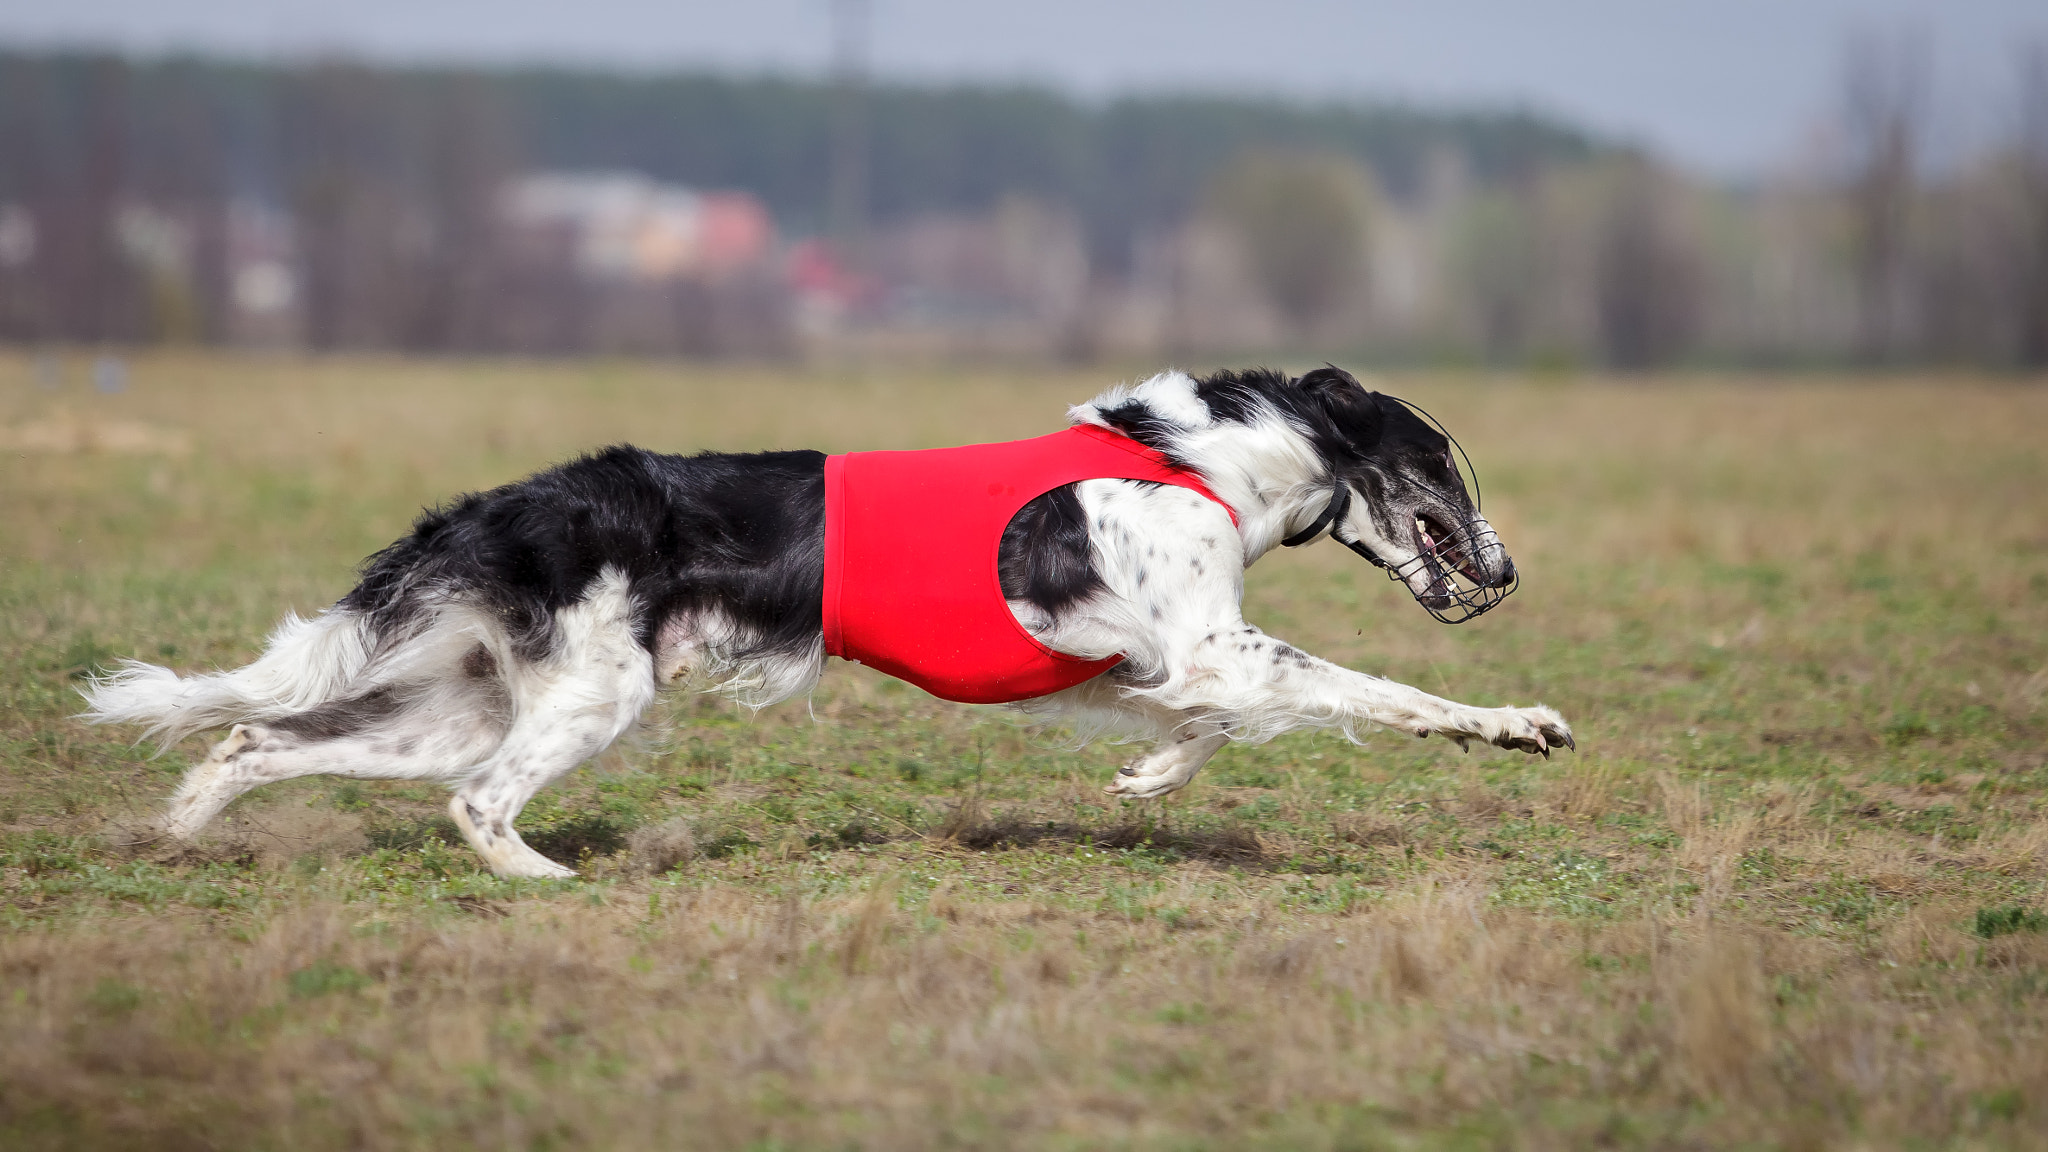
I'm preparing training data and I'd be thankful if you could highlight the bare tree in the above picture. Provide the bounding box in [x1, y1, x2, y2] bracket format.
[411, 73, 517, 350]
[1453, 185, 1547, 362]
[12, 55, 144, 344]
[828, 0, 871, 279]
[282, 62, 411, 350]
[1594, 158, 1701, 369]
[1841, 29, 1929, 363]
[1204, 150, 1375, 339]
[137, 62, 228, 343]
[2018, 42, 2048, 368]
[0, 57, 56, 340]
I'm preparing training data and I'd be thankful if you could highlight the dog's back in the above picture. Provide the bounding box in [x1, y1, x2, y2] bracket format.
[342, 445, 828, 665]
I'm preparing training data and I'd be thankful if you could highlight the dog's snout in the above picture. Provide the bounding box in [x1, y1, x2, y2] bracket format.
[1489, 556, 1517, 589]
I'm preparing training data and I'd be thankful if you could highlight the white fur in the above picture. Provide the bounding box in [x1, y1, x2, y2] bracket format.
[656, 607, 824, 707]
[80, 610, 372, 745]
[447, 569, 656, 878]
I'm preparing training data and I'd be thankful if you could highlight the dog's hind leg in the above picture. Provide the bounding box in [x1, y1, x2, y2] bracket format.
[1103, 724, 1230, 800]
[162, 723, 266, 840]
[448, 574, 658, 879]
[1016, 680, 1232, 801]
[161, 690, 508, 841]
[446, 706, 636, 879]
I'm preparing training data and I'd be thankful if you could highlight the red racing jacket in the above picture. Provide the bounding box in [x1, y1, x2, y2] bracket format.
[823, 423, 1236, 704]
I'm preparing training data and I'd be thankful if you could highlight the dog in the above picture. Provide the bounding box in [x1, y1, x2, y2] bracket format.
[83, 366, 1572, 878]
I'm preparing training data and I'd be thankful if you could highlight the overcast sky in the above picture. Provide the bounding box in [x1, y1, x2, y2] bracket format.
[2, 0, 2042, 174]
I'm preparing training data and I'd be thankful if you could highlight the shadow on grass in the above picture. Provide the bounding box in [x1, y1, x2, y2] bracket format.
[944, 812, 1265, 866]
[364, 816, 463, 853]
[366, 811, 630, 864]
[519, 813, 630, 861]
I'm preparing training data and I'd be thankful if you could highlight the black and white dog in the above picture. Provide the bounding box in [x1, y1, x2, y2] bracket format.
[85, 366, 1572, 878]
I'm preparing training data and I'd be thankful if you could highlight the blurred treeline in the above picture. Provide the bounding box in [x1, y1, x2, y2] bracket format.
[1, 47, 2044, 367]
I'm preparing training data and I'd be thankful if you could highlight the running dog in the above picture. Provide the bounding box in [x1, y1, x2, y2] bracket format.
[84, 366, 1573, 878]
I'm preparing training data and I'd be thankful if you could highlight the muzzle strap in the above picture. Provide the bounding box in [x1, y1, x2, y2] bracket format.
[1280, 481, 1351, 549]
[1281, 480, 1391, 569]
[1282, 481, 1392, 570]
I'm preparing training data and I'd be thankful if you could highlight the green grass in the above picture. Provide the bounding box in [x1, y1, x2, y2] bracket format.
[2, 352, 2047, 1149]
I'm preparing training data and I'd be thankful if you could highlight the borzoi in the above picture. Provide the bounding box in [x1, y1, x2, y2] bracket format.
[84, 366, 1573, 878]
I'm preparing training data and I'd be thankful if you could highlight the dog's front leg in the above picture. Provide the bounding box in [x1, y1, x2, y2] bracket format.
[1056, 479, 1569, 775]
[1337, 665, 1573, 756]
[1155, 627, 1573, 756]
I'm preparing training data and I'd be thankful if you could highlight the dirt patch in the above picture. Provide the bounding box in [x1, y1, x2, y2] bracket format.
[0, 408, 192, 455]
[104, 804, 366, 869]
[625, 818, 697, 876]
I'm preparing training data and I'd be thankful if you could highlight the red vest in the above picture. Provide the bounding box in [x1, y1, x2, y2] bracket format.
[823, 424, 1236, 704]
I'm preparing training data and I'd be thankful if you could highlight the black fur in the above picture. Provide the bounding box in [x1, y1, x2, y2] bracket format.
[340, 446, 829, 664]
[270, 686, 403, 740]
[1092, 399, 1201, 469]
[997, 484, 1106, 614]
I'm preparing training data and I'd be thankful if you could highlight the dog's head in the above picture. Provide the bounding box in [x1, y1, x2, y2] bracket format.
[1074, 365, 1517, 622]
[1270, 367, 1515, 621]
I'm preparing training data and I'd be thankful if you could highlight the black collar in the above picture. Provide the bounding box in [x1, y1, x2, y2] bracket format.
[1280, 481, 1386, 569]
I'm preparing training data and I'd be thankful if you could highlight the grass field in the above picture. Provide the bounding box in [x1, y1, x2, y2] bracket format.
[2, 352, 2046, 1150]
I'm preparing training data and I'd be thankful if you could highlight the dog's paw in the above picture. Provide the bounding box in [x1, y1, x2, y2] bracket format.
[1103, 760, 1195, 800]
[207, 723, 257, 763]
[1486, 705, 1574, 758]
[494, 856, 578, 881]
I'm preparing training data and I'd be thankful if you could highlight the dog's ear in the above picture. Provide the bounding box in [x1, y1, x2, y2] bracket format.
[1296, 366, 1383, 455]
[1297, 364, 1360, 394]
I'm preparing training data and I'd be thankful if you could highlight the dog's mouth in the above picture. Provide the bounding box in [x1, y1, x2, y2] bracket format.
[1384, 510, 1516, 623]
[1412, 513, 1478, 605]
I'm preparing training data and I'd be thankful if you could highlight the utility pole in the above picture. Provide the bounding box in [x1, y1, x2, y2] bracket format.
[828, 0, 870, 278]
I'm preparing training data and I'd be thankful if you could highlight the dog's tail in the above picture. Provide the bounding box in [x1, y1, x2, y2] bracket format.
[80, 609, 374, 746]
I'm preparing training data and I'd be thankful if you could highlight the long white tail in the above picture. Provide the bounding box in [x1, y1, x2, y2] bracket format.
[80, 609, 374, 746]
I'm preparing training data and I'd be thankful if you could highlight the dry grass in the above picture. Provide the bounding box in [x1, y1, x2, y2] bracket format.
[3, 352, 2048, 1148]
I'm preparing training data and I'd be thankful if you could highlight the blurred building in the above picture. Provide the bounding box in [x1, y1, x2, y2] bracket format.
[498, 172, 787, 356]
[505, 173, 773, 283]
[853, 197, 1089, 358]
[222, 202, 300, 347]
